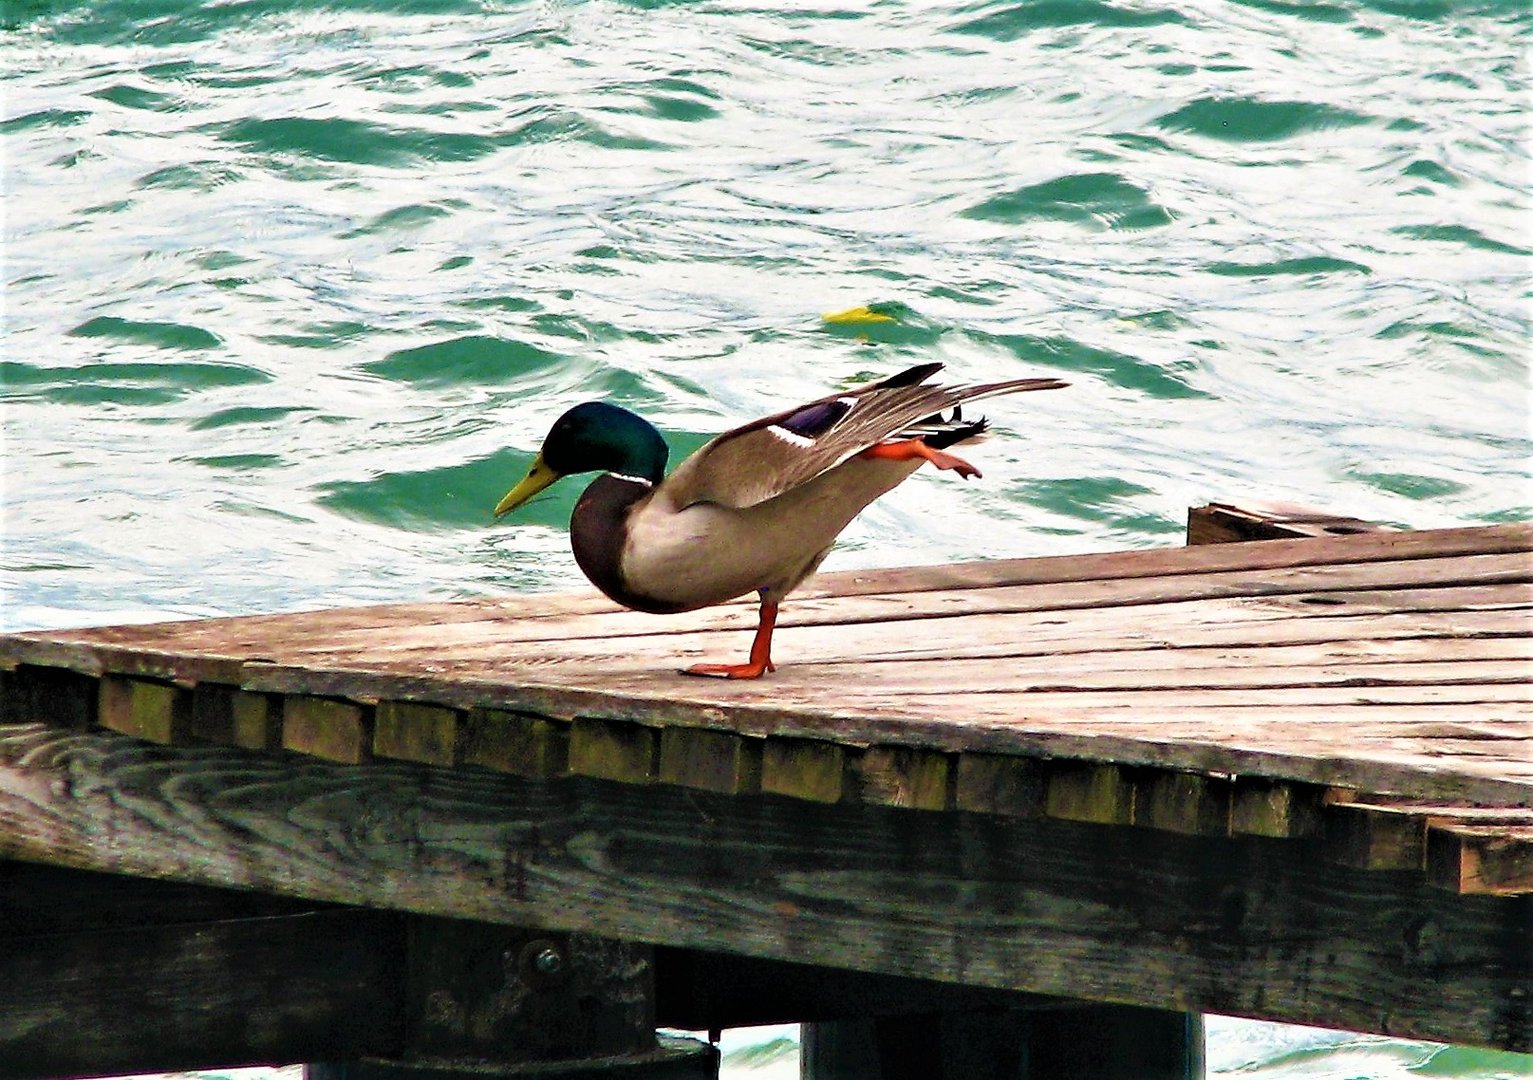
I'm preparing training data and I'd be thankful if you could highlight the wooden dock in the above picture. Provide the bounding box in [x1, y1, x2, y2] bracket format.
[1, 506, 1529, 1077]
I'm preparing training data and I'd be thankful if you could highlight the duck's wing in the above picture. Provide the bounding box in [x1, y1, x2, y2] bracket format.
[663, 363, 1067, 510]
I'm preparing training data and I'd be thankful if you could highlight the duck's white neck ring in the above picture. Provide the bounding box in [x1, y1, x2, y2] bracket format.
[608, 472, 655, 487]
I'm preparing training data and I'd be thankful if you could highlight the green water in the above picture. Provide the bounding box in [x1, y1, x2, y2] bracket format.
[2, 0, 1529, 1075]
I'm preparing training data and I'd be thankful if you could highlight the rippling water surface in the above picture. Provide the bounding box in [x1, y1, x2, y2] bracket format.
[3, 0, 1530, 1075]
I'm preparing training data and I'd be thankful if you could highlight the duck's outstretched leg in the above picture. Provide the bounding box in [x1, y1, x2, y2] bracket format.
[685, 597, 779, 679]
[859, 438, 981, 478]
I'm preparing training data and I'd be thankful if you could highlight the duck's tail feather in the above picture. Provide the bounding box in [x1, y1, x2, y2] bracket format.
[900, 405, 991, 448]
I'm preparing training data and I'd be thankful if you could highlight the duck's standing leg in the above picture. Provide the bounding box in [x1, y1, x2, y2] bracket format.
[684, 592, 779, 679]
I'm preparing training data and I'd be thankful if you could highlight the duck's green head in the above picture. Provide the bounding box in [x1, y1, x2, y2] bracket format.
[494, 402, 670, 517]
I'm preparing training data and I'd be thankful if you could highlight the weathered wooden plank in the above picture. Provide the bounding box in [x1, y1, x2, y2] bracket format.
[659, 727, 761, 796]
[1, 530, 1526, 809]
[0, 664, 97, 727]
[238, 651, 1533, 714]
[283, 695, 371, 764]
[1324, 801, 1533, 875]
[954, 753, 1046, 818]
[0, 860, 403, 1079]
[0, 861, 698, 1078]
[811, 622, 1533, 670]
[665, 653, 1530, 699]
[1187, 502, 1387, 545]
[1, 722, 1525, 1050]
[805, 520, 1526, 597]
[1231, 780, 1325, 838]
[1, 904, 401, 1079]
[1046, 764, 1136, 826]
[1337, 799, 1533, 822]
[80, 582, 1508, 707]
[0, 599, 620, 662]
[4, 586, 1526, 728]
[762, 737, 848, 804]
[394, 920, 661, 1066]
[98, 674, 191, 745]
[1427, 825, 1533, 896]
[777, 686, 1533, 713]
[372, 671, 1533, 728]
[235, 651, 1533, 717]
[653, 945, 1063, 1028]
[225, 657, 1533, 803]
[731, 604, 1532, 670]
[231, 687, 283, 750]
[570, 718, 658, 784]
[1138, 772, 1233, 836]
[857, 746, 951, 811]
[4, 542, 1525, 681]
[462, 707, 569, 778]
[238, 551, 1533, 651]
[224, 602, 1532, 674]
[191, 682, 236, 743]
[1324, 803, 1428, 871]
[188, 682, 281, 751]
[6, 527, 1520, 668]
[374, 700, 460, 767]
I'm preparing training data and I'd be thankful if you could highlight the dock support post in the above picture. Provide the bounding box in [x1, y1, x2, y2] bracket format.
[802, 1004, 1203, 1079]
[306, 917, 717, 1079]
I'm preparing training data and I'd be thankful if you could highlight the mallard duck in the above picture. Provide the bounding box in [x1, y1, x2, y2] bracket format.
[493, 363, 1067, 678]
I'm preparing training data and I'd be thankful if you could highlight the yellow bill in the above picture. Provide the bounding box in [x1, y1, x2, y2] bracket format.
[494, 454, 562, 517]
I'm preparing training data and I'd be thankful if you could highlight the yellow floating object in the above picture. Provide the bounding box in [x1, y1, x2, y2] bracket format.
[821, 305, 897, 325]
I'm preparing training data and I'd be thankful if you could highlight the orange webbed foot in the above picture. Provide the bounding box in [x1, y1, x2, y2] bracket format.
[859, 439, 981, 479]
[683, 597, 779, 679]
[682, 659, 776, 679]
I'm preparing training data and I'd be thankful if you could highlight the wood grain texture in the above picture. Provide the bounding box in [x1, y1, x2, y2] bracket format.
[190, 683, 284, 750]
[0, 665, 97, 727]
[232, 687, 283, 750]
[1231, 780, 1326, 839]
[1138, 772, 1233, 836]
[399, 920, 658, 1063]
[1321, 801, 1533, 873]
[954, 753, 1045, 819]
[375, 700, 460, 767]
[206, 550, 1533, 656]
[98, 675, 191, 744]
[1428, 825, 1533, 896]
[5, 525, 1519, 672]
[659, 727, 761, 795]
[4, 525, 1524, 661]
[463, 707, 569, 778]
[1045, 764, 1136, 825]
[1186, 502, 1387, 546]
[571, 718, 658, 784]
[762, 738, 848, 804]
[0, 861, 689, 1078]
[1, 527, 1528, 829]
[0, 723, 1526, 1051]
[1325, 803, 1428, 870]
[0, 901, 402, 1079]
[284, 695, 371, 764]
[857, 746, 951, 811]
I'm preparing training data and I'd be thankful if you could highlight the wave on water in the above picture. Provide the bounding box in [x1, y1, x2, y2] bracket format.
[3, 1, 1529, 1071]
